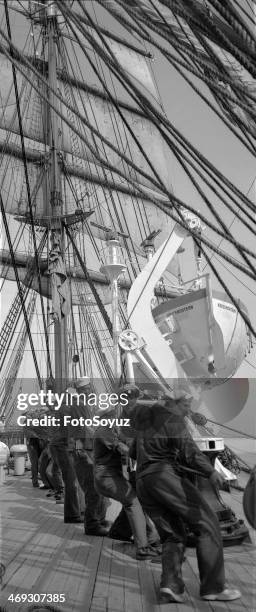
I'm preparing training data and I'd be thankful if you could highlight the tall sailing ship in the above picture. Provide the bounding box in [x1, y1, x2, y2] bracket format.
[0, 0, 255, 520]
[0, 1, 256, 609]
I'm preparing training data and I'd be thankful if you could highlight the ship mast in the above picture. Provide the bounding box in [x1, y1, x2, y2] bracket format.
[46, 1, 68, 391]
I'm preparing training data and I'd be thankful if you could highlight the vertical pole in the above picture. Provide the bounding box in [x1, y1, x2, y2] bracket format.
[112, 276, 121, 381]
[47, 1, 68, 391]
[101, 236, 126, 382]
[110, 239, 122, 381]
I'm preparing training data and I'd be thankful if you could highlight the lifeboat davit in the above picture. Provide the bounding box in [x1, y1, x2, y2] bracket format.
[152, 287, 249, 390]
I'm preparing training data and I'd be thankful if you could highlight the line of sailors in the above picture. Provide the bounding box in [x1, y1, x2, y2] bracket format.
[27, 379, 241, 604]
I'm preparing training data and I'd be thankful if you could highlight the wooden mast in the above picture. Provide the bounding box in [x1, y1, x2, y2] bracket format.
[47, 0, 68, 391]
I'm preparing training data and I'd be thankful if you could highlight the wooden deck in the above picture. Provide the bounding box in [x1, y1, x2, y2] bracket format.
[0, 473, 255, 612]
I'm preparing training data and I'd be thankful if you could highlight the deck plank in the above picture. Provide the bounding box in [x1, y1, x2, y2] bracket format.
[122, 543, 145, 612]
[90, 537, 113, 612]
[0, 474, 255, 612]
[138, 561, 160, 612]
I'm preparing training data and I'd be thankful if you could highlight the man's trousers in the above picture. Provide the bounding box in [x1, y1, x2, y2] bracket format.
[73, 449, 107, 532]
[27, 439, 41, 486]
[94, 466, 149, 549]
[136, 466, 225, 596]
[50, 444, 81, 521]
[51, 444, 107, 528]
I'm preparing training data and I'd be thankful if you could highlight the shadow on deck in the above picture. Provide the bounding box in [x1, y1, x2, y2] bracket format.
[0, 474, 255, 612]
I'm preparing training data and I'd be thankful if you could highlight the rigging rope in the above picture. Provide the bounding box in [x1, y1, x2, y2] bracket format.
[245, 357, 256, 370]
[209, 253, 256, 298]
[98, 0, 256, 156]
[63, 8, 152, 258]
[0, 39, 253, 296]
[1, 5, 256, 338]
[176, 0, 256, 78]
[2, 19, 256, 236]
[156, 0, 256, 63]
[3, 0, 52, 378]
[160, 138, 256, 266]
[58, 1, 256, 279]
[0, 192, 42, 385]
[65, 1, 169, 197]
[128, 0, 256, 108]
[64, 223, 113, 337]
[91, 5, 151, 257]
[206, 0, 256, 52]
[0, 230, 48, 371]
[0, 32, 242, 270]
[61, 21, 140, 278]
[207, 418, 256, 440]
[233, 0, 256, 26]
[70, 2, 256, 213]
[118, 0, 256, 151]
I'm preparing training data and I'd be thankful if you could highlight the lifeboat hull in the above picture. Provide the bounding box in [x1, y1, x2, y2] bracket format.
[152, 289, 248, 389]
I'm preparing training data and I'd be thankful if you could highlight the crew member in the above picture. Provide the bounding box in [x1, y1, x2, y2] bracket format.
[108, 385, 160, 550]
[39, 443, 64, 503]
[51, 378, 109, 534]
[27, 436, 49, 489]
[48, 392, 82, 523]
[93, 395, 159, 560]
[69, 378, 109, 536]
[130, 396, 241, 603]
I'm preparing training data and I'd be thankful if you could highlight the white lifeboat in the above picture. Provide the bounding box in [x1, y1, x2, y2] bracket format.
[152, 287, 249, 389]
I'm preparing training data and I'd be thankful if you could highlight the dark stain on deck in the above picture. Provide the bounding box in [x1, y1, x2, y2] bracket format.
[0, 475, 255, 611]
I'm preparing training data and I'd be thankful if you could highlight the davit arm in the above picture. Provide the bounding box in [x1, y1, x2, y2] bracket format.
[126, 212, 201, 392]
